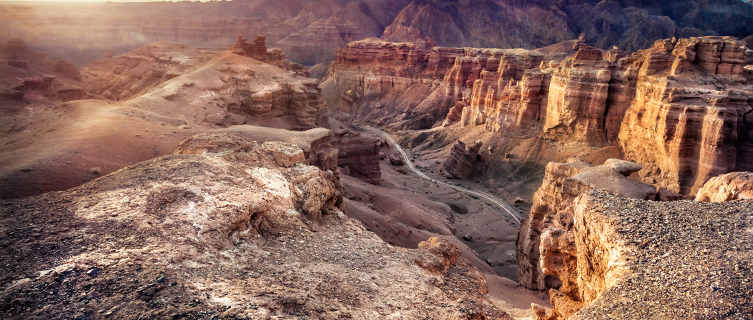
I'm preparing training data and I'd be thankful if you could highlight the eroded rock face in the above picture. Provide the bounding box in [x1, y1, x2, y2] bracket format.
[81, 42, 328, 131]
[332, 134, 382, 184]
[543, 47, 611, 146]
[533, 191, 753, 319]
[459, 52, 547, 131]
[55, 61, 82, 81]
[618, 37, 753, 195]
[455, 36, 753, 195]
[695, 171, 753, 202]
[230, 35, 287, 69]
[442, 140, 483, 179]
[516, 158, 659, 292]
[326, 38, 540, 129]
[0, 135, 512, 319]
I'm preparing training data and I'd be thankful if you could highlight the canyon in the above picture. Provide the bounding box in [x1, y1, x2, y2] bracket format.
[322, 34, 753, 318]
[325, 35, 753, 197]
[1, 2, 753, 318]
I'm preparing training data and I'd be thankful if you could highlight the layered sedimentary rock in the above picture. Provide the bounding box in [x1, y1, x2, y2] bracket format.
[327, 35, 752, 195]
[230, 35, 286, 69]
[516, 159, 659, 292]
[453, 36, 753, 195]
[55, 61, 82, 81]
[542, 47, 611, 146]
[459, 51, 548, 130]
[80, 42, 328, 131]
[442, 140, 483, 179]
[695, 171, 753, 202]
[0, 134, 511, 319]
[104, 48, 113, 59]
[332, 133, 382, 184]
[617, 37, 753, 195]
[325, 38, 534, 129]
[460, 45, 612, 146]
[533, 191, 753, 319]
[0, 38, 52, 64]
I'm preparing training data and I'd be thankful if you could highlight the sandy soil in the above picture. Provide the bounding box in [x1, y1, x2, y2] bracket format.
[1, 42, 324, 199]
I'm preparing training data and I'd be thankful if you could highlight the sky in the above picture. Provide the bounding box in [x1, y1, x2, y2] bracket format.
[0, 0, 199, 3]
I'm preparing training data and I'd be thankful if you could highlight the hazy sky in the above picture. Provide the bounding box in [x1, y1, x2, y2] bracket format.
[0, 0, 194, 3]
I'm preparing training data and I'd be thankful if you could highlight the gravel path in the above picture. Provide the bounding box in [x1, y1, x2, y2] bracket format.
[370, 127, 522, 224]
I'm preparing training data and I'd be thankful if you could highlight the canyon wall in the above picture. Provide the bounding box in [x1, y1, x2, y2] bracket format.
[327, 35, 753, 195]
[460, 36, 753, 195]
[531, 190, 753, 319]
[323, 38, 544, 130]
[516, 159, 662, 292]
[80, 40, 328, 131]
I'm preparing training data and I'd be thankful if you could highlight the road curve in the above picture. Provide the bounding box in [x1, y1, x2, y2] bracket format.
[369, 127, 522, 225]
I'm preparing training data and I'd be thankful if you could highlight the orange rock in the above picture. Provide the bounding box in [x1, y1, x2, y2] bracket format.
[695, 171, 753, 202]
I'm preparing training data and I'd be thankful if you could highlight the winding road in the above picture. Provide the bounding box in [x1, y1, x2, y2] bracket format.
[368, 127, 522, 225]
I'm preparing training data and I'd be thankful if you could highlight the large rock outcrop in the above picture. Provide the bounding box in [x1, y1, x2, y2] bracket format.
[459, 51, 547, 130]
[331, 130, 382, 184]
[324, 38, 544, 129]
[81, 42, 328, 131]
[441, 140, 483, 179]
[326, 35, 752, 195]
[0, 134, 512, 319]
[617, 37, 753, 195]
[533, 191, 753, 319]
[695, 171, 753, 202]
[55, 61, 82, 81]
[229, 35, 286, 69]
[454, 36, 753, 195]
[542, 47, 611, 146]
[516, 159, 659, 292]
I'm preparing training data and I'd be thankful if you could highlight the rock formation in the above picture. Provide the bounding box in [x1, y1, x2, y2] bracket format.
[230, 35, 286, 69]
[55, 61, 83, 81]
[0, 38, 51, 64]
[442, 140, 483, 179]
[455, 36, 753, 195]
[532, 191, 753, 319]
[5, 39, 30, 58]
[0, 134, 512, 319]
[617, 37, 753, 195]
[328, 35, 753, 196]
[542, 46, 611, 146]
[695, 171, 753, 202]
[332, 133, 382, 185]
[516, 159, 659, 292]
[381, 24, 437, 50]
[325, 38, 529, 129]
[104, 47, 113, 59]
[6, 60, 29, 70]
[81, 42, 328, 131]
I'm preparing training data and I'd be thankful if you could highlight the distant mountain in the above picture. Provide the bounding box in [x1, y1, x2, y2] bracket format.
[1, 0, 752, 66]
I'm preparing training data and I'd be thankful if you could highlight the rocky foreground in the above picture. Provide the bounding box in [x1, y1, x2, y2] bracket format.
[0, 134, 509, 319]
[539, 191, 753, 319]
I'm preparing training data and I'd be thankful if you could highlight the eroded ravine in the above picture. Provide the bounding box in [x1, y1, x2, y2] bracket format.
[369, 126, 523, 224]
